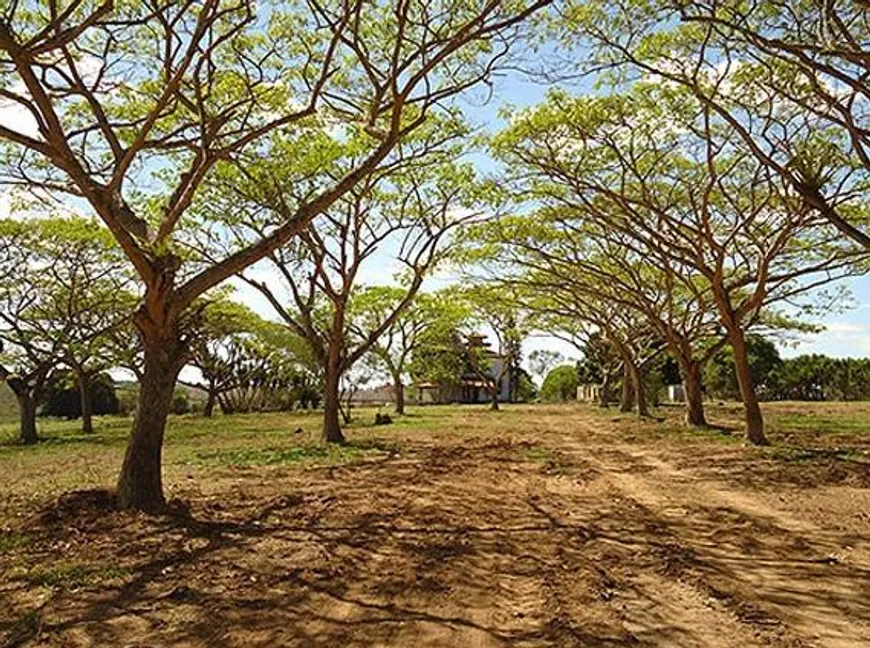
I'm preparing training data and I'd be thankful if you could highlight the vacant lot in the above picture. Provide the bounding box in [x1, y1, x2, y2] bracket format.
[1, 403, 869, 647]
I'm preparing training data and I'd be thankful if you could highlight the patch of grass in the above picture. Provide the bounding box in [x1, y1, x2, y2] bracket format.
[194, 442, 382, 467]
[0, 531, 31, 551]
[768, 446, 869, 463]
[524, 446, 552, 462]
[21, 562, 131, 589]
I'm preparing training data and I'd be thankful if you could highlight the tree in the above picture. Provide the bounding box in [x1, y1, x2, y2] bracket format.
[528, 349, 565, 383]
[575, 332, 621, 407]
[463, 285, 528, 411]
[230, 143, 480, 442]
[577, 1, 870, 248]
[358, 288, 469, 415]
[42, 371, 119, 420]
[540, 365, 577, 402]
[0, 217, 130, 442]
[705, 335, 783, 402]
[493, 82, 865, 443]
[0, 0, 551, 508]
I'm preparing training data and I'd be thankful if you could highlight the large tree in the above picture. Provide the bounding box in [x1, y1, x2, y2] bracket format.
[0, 0, 551, 509]
[225, 143, 480, 442]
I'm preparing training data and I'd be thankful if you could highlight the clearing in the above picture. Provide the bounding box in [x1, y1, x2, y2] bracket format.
[1, 403, 869, 647]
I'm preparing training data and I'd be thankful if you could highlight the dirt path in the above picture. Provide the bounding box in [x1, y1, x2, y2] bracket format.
[2, 410, 869, 647]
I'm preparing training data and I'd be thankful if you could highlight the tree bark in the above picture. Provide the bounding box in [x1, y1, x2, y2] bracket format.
[599, 369, 612, 408]
[619, 363, 635, 413]
[116, 309, 187, 512]
[321, 353, 346, 444]
[728, 326, 767, 445]
[629, 362, 649, 418]
[16, 389, 38, 445]
[489, 381, 500, 411]
[76, 369, 94, 434]
[204, 387, 216, 418]
[679, 357, 707, 427]
[393, 375, 405, 415]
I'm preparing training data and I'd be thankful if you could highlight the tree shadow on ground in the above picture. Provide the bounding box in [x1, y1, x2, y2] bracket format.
[3, 438, 869, 647]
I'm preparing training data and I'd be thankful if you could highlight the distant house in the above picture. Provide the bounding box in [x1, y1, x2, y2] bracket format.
[415, 334, 512, 404]
[350, 383, 396, 406]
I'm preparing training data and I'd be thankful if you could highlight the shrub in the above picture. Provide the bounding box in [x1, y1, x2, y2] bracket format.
[540, 365, 579, 402]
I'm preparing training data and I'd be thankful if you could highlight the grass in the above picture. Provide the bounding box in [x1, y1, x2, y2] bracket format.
[0, 531, 30, 551]
[17, 562, 131, 590]
[193, 441, 383, 467]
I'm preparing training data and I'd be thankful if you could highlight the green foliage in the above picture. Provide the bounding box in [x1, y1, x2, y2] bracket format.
[540, 365, 578, 402]
[41, 372, 119, 419]
[767, 355, 870, 402]
[514, 368, 538, 402]
[171, 391, 192, 416]
[705, 336, 783, 401]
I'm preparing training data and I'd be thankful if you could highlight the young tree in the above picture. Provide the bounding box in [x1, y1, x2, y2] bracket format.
[0, 0, 551, 508]
[356, 287, 469, 415]
[540, 365, 578, 402]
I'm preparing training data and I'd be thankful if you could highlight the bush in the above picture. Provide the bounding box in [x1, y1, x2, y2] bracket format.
[540, 365, 578, 402]
[41, 371, 119, 419]
[171, 390, 191, 415]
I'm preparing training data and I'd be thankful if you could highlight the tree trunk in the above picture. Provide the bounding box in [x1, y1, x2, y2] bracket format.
[76, 369, 94, 434]
[489, 380, 500, 411]
[16, 390, 38, 445]
[393, 375, 405, 415]
[116, 312, 186, 512]
[619, 363, 635, 413]
[322, 356, 345, 444]
[679, 358, 707, 427]
[599, 369, 612, 408]
[728, 326, 767, 445]
[629, 363, 650, 418]
[204, 387, 216, 418]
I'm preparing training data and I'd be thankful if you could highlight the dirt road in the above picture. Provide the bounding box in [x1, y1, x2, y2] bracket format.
[2, 406, 869, 647]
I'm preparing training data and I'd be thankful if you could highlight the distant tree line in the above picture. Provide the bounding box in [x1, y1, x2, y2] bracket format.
[705, 337, 870, 403]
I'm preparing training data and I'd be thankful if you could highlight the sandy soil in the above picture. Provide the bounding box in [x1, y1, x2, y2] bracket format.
[1, 406, 869, 647]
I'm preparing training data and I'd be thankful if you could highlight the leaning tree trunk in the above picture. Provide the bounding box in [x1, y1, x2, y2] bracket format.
[321, 352, 346, 444]
[116, 310, 186, 512]
[728, 326, 767, 445]
[76, 369, 94, 434]
[679, 357, 707, 427]
[619, 363, 635, 413]
[393, 374, 405, 415]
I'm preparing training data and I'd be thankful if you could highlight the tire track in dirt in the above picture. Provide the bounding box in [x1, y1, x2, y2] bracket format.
[575, 441, 870, 648]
